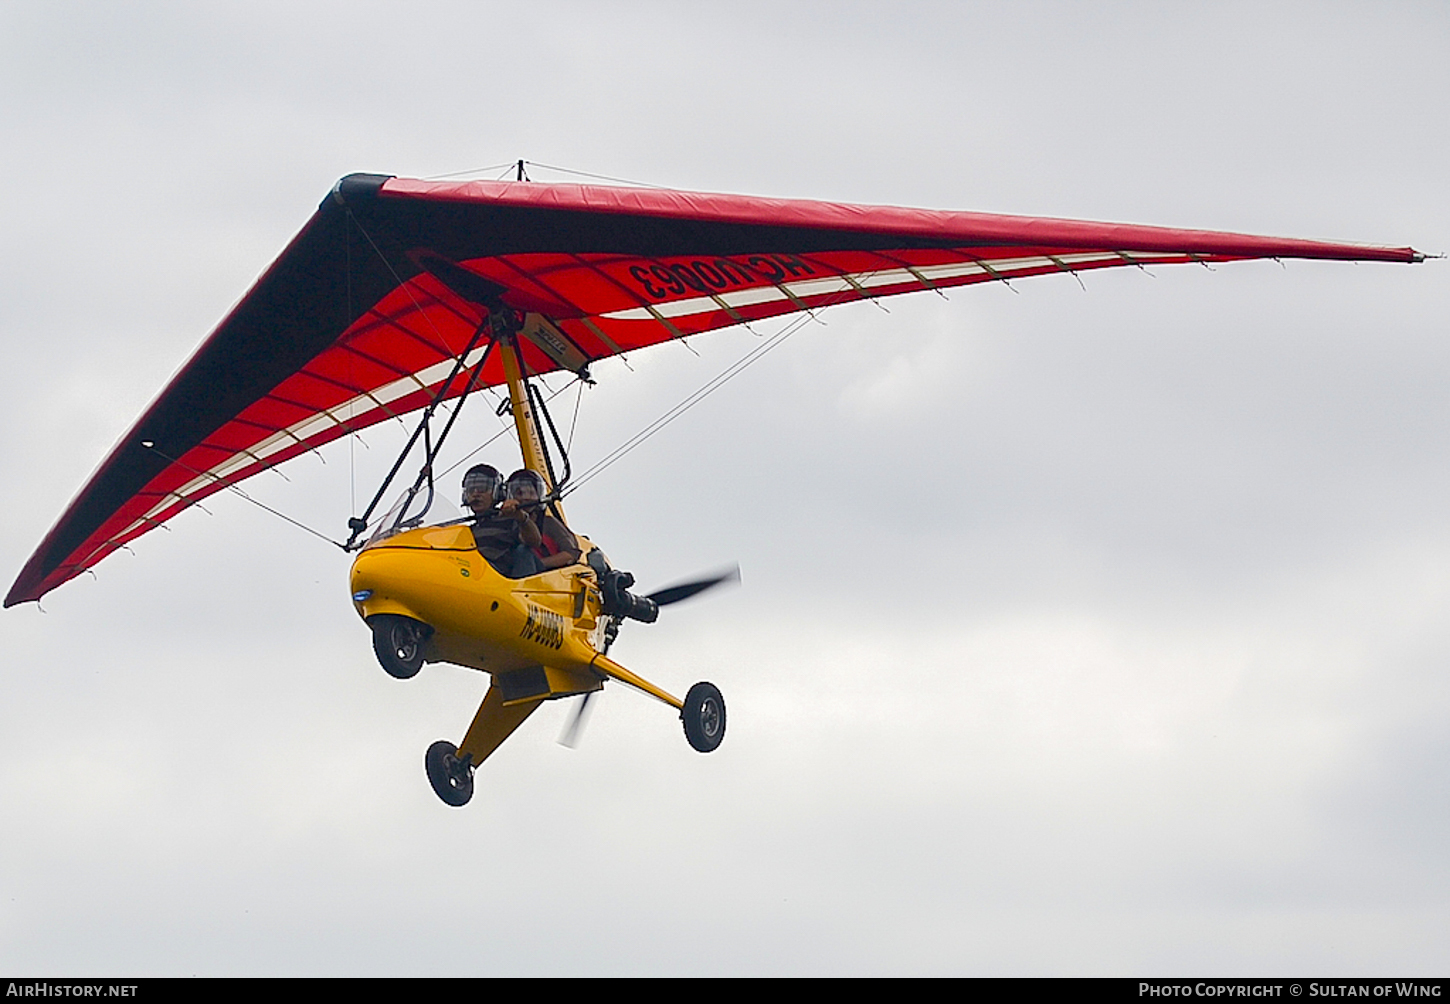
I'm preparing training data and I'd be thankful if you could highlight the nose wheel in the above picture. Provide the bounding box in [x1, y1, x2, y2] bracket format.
[425, 740, 474, 806]
[681, 681, 726, 752]
[370, 615, 429, 679]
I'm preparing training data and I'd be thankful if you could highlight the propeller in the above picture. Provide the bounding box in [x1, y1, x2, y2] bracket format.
[562, 564, 740, 748]
[558, 690, 597, 749]
[645, 565, 741, 608]
[599, 564, 740, 624]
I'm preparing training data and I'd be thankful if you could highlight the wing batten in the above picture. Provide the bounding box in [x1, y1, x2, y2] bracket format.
[6, 176, 1421, 607]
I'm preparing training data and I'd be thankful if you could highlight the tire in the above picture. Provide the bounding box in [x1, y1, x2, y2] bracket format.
[370, 615, 428, 679]
[425, 740, 474, 807]
[681, 681, 726, 753]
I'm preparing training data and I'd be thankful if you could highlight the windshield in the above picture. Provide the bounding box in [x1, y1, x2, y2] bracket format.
[362, 483, 456, 547]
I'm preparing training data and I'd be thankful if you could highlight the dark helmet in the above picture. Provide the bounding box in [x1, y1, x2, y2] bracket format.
[461, 464, 503, 506]
[506, 468, 547, 502]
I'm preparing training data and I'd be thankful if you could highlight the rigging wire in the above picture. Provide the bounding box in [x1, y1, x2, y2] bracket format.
[563, 310, 816, 497]
[434, 377, 582, 482]
[562, 264, 902, 498]
[526, 376, 573, 493]
[344, 331, 496, 547]
[421, 161, 518, 181]
[566, 379, 585, 453]
[343, 209, 481, 377]
[519, 161, 668, 190]
[419, 158, 664, 189]
[139, 442, 347, 550]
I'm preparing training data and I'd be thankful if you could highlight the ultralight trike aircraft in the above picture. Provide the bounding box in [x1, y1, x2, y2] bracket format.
[7, 170, 1423, 806]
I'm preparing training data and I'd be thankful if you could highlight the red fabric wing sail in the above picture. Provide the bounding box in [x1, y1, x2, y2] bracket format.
[6, 174, 1423, 606]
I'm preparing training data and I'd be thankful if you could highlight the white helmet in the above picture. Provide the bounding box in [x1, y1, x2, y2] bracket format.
[506, 468, 546, 502]
[461, 464, 503, 506]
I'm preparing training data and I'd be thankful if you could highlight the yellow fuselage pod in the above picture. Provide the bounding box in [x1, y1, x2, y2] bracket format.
[348, 524, 605, 699]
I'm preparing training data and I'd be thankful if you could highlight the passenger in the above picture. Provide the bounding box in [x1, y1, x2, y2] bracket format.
[505, 468, 581, 571]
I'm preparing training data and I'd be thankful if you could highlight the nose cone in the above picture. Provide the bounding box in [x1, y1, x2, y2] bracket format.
[348, 551, 379, 619]
[345, 534, 481, 634]
[347, 546, 430, 623]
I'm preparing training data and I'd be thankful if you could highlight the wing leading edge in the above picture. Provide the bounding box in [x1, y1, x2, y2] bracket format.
[6, 174, 1423, 607]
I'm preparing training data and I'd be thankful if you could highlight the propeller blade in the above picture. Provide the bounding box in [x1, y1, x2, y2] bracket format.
[645, 565, 741, 607]
[557, 691, 597, 749]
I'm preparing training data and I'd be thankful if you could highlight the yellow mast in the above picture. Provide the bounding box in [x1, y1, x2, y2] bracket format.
[498, 334, 567, 525]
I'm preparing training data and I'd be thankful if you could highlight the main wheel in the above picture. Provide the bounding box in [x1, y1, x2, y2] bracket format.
[425, 740, 474, 807]
[681, 681, 726, 753]
[370, 615, 428, 679]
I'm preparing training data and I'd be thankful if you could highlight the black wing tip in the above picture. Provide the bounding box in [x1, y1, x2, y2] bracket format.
[4, 581, 39, 608]
[326, 173, 394, 209]
[6, 546, 53, 607]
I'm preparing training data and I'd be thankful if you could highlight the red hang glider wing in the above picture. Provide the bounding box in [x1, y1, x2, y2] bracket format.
[6, 174, 1423, 607]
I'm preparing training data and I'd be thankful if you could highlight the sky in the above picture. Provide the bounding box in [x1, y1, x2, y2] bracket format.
[1, 0, 1447, 976]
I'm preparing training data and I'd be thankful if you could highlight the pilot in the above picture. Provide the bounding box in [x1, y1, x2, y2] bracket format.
[505, 468, 581, 571]
[461, 464, 531, 577]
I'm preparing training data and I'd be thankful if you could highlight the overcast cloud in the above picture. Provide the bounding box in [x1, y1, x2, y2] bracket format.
[1, 0, 1447, 975]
